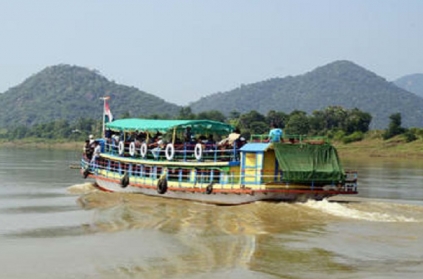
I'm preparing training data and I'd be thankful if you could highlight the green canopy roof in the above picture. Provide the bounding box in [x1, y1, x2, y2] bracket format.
[106, 119, 234, 135]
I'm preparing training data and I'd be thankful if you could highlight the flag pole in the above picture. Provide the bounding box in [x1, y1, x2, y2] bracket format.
[99, 96, 109, 138]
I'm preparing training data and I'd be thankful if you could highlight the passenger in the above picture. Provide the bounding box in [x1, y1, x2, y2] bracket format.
[267, 123, 283, 143]
[153, 131, 162, 140]
[136, 131, 147, 143]
[83, 140, 93, 160]
[105, 129, 112, 140]
[112, 133, 120, 144]
[89, 134, 95, 145]
[173, 136, 183, 150]
[183, 127, 192, 142]
[237, 137, 247, 149]
[199, 135, 207, 144]
[150, 136, 164, 159]
[206, 134, 216, 147]
[218, 128, 241, 148]
[127, 132, 137, 142]
[90, 141, 101, 168]
[204, 134, 217, 158]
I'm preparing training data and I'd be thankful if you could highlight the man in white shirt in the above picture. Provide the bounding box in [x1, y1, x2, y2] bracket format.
[91, 141, 101, 168]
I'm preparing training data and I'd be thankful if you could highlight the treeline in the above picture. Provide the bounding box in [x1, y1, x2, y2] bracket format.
[1, 106, 420, 143]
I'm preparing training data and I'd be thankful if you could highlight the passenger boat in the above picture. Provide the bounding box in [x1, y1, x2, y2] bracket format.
[80, 118, 358, 205]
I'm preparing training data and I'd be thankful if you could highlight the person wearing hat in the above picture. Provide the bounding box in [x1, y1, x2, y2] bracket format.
[89, 134, 95, 145]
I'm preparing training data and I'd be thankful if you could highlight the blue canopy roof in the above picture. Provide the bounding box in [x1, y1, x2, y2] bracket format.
[239, 143, 271, 152]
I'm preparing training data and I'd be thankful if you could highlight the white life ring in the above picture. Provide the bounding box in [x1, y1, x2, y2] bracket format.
[118, 141, 125, 156]
[194, 143, 203, 160]
[165, 143, 175, 160]
[140, 142, 148, 158]
[129, 142, 136, 157]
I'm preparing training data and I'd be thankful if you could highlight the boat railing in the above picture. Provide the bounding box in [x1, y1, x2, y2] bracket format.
[102, 140, 241, 163]
[250, 134, 329, 144]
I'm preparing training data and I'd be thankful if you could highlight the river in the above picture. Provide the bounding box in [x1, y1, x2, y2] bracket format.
[0, 148, 422, 279]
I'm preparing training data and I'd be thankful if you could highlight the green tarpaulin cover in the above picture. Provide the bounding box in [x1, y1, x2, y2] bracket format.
[273, 143, 345, 184]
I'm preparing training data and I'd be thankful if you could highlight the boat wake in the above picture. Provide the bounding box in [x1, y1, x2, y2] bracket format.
[66, 182, 98, 194]
[301, 199, 423, 223]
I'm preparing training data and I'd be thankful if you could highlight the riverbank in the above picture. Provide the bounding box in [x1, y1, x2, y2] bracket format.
[1, 135, 423, 159]
[334, 137, 423, 159]
[0, 139, 82, 151]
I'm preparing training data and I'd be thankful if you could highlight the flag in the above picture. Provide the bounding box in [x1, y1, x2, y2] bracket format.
[104, 98, 113, 123]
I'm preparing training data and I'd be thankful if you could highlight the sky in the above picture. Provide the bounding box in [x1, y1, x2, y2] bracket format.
[1, 0, 423, 105]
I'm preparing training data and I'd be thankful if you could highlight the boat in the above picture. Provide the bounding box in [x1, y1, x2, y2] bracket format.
[80, 118, 358, 205]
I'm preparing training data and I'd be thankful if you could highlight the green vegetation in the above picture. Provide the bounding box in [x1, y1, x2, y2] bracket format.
[1, 60, 423, 160]
[1, 61, 423, 131]
[190, 60, 423, 129]
[1, 106, 422, 160]
[0, 64, 180, 128]
[1, 105, 414, 145]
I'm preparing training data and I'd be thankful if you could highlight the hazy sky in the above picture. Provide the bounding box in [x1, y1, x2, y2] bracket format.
[1, 0, 422, 105]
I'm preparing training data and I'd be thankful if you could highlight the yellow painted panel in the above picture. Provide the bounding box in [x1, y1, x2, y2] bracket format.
[244, 169, 258, 183]
[256, 153, 263, 163]
[263, 151, 276, 183]
[245, 153, 256, 167]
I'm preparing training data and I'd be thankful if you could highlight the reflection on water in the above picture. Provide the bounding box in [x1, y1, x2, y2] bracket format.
[62, 183, 423, 278]
[343, 157, 423, 201]
[73, 183, 334, 235]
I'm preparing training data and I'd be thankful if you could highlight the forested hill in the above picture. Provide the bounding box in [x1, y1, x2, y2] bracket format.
[0, 64, 181, 127]
[394, 73, 423, 97]
[190, 60, 423, 129]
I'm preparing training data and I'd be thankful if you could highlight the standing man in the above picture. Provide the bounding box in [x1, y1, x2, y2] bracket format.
[268, 123, 283, 143]
[91, 141, 101, 169]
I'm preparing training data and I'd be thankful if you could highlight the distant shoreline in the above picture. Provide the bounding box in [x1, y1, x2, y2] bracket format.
[0, 140, 83, 151]
[1, 138, 422, 160]
[334, 138, 423, 159]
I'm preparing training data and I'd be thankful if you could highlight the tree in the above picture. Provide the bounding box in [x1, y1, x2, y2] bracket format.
[238, 110, 266, 131]
[285, 111, 310, 135]
[197, 110, 227, 122]
[344, 108, 372, 134]
[177, 107, 196, 120]
[382, 113, 406, 140]
[266, 110, 288, 129]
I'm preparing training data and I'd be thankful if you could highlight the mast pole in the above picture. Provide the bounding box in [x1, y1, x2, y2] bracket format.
[100, 96, 107, 138]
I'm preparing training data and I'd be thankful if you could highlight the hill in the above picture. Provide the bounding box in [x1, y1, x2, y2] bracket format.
[0, 64, 181, 127]
[190, 61, 423, 129]
[393, 73, 423, 97]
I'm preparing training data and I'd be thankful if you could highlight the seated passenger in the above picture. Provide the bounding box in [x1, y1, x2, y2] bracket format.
[236, 137, 247, 149]
[218, 128, 241, 149]
[150, 136, 165, 159]
[183, 127, 192, 142]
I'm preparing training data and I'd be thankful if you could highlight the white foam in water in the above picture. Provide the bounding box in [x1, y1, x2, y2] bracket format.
[302, 199, 417, 222]
[66, 182, 97, 194]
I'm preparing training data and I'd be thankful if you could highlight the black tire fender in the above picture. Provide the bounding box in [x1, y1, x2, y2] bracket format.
[157, 178, 168, 194]
[121, 172, 130, 188]
[205, 183, 214, 195]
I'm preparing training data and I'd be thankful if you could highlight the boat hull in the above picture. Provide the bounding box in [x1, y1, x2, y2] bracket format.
[87, 172, 357, 205]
